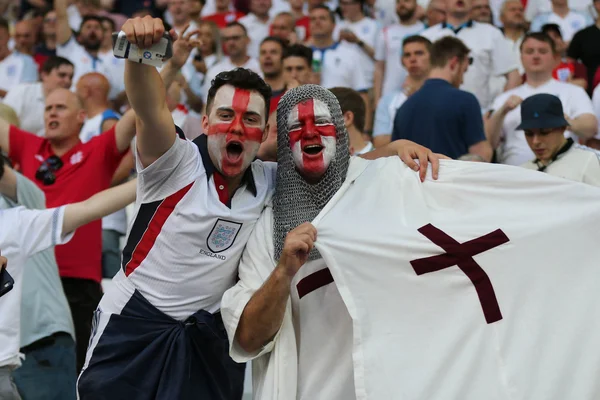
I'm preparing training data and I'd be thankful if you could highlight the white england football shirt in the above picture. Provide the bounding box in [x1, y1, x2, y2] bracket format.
[0, 206, 71, 368]
[0, 53, 38, 94]
[238, 13, 271, 59]
[421, 22, 519, 110]
[530, 11, 593, 42]
[56, 37, 122, 100]
[490, 79, 595, 166]
[312, 42, 370, 91]
[334, 17, 381, 88]
[99, 135, 276, 321]
[374, 22, 425, 96]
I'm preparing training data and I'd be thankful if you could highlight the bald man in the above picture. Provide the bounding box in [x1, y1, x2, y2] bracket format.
[0, 88, 137, 373]
[77, 73, 135, 280]
[14, 20, 37, 56]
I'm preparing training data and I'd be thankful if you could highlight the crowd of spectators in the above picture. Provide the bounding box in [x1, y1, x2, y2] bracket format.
[1, 0, 600, 397]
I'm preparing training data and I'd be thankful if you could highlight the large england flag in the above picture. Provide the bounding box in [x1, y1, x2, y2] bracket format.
[312, 157, 600, 400]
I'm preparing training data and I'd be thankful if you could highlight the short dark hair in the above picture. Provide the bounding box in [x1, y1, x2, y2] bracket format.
[402, 35, 433, 53]
[80, 15, 104, 29]
[520, 32, 557, 54]
[283, 44, 312, 66]
[100, 16, 116, 32]
[206, 68, 272, 118]
[311, 5, 336, 23]
[430, 36, 470, 68]
[260, 36, 286, 51]
[41, 56, 74, 74]
[541, 23, 562, 39]
[0, 17, 9, 33]
[224, 21, 247, 35]
[329, 87, 366, 133]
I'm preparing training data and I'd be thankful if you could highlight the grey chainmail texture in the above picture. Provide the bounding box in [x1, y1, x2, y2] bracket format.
[274, 84, 350, 262]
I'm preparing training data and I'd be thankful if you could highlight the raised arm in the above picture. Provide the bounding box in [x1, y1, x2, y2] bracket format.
[122, 17, 178, 168]
[62, 179, 137, 235]
[0, 116, 9, 154]
[114, 108, 137, 153]
[54, 0, 73, 46]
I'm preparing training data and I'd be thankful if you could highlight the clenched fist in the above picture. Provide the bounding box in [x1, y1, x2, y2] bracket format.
[121, 16, 176, 50]
[278, 223, 317, 278]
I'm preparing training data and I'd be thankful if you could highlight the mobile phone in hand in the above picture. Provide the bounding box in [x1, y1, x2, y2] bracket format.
[0, 267, 14, 298]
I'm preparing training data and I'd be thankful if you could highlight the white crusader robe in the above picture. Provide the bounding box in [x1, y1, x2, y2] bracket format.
[222, 157, 600, 400]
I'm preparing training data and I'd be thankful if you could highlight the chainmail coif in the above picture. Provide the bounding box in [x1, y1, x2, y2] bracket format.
[274, 84, 350, 262]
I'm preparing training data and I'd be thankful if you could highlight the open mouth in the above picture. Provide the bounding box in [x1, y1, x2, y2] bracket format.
[303, 144, 324, 156]
[226, 141, 244, 160]
[48, 121, 59, 129]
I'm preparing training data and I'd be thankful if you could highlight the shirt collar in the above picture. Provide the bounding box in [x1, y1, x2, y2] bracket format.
[193, 134, 257, 197]
[442, 20, 473, 34]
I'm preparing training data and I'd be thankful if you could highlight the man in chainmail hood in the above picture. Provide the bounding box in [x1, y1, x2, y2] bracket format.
[221, 85, 444, 399]
[273, 84, 350, 262]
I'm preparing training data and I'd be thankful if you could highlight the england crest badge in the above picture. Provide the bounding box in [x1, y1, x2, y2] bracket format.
[207, 219, 243, 253]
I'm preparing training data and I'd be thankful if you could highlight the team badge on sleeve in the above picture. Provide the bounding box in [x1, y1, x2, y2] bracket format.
[207, 219, 242, 253]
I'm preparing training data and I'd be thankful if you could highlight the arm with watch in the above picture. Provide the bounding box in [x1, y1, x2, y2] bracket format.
[339, 29, 375, 60]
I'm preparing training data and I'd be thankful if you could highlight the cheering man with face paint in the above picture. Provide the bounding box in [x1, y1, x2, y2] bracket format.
[76, 16, 443, 400]
[222, 84, 441, 399]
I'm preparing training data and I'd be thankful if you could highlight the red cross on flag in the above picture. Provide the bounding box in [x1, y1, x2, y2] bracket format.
[313, 157, 600, 400]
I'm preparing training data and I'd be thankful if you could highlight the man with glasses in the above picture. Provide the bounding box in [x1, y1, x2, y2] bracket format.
[201, 21, 261, 105]
[0, 88, 136, 373]
[392, 36, 493, 161]
[519, 93, 600, 185]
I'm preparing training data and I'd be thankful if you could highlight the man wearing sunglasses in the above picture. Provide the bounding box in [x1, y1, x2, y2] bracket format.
[520, 93, 600, 186]
[0, 88, 136, 373]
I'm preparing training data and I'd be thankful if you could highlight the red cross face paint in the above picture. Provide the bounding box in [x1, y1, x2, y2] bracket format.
[205, 85, 266, 177]
[287, 98, 337, 180]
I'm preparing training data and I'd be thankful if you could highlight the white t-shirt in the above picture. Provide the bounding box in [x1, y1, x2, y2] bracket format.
[524, 0, 594, 21]
[530, 11, 594, 42]
[490, 79, 596, 166]
[3, 82, 45, 136]
[374, 22, 425, 96]
[0, 52, 38, 94]
[311, 157, 600, 400]
[201, 57, 262, 102]
[373, 90, 408, 136]
[334, 17, 381, 88]
[79, 110, 127, 234]
[0, 206, 71, 368]
[421, 22, 519, 110]
[238, 13, 271, 60]
[521, 143, 600, 186]
[99, 136, 276, 321]
[313, 42, 371, 91]
[56, 37, 122, 100]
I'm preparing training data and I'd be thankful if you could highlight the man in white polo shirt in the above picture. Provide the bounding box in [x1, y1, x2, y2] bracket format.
[54, 0, 122, 100]
[373, 0, 425, 104]
[420, 0, 521, 111]
[77, 16, 443, 400]
[239, 0, 272, 59]
[519, 93, 600, 186]
[0, 18, 38, 99]
[486, 32, 598, 166]
[3, 57, 74, 137]
[308, 6, 370, 106]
